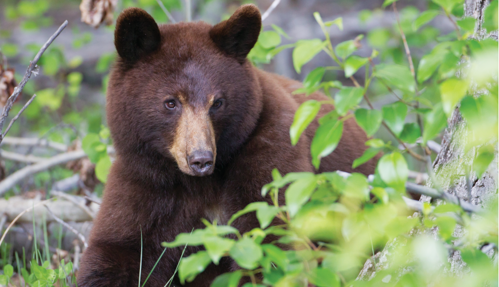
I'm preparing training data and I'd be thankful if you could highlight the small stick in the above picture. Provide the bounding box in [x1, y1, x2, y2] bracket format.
[3, 94, 37, 137]
[51, 191, 95, 219]
[261, 0, 281, 21]
[393, 3, 416, 82]
[44, 205, 88, 249]
[156, 0, 177, 23]
[185, 0, 191, 22]
[0, 21, 68, 142]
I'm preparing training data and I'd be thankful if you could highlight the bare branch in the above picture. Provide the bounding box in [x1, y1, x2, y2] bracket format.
[3, 93, 37, 137]
[1, 136, 68, 152]
[261, 0, 281, 21]
[0, 21, 68, 142]
[0, 150, 86, 196]
[156, 0, 177, 23]
[51, 191, 96, 219]
[44, 205, 88, 249]
[1, 149, 46, 163]
[392, 3, 416, 83]
[185, 0, 191, 22]
[336, 171, 482, 214]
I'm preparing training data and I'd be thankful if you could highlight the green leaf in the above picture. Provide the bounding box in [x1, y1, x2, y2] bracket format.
[335, 87, 364, 116]
[435, 216, 456, 240]
[432, 0, 462, 13]
[3, 264, 13, 278]
[335, 39, 359, 60]
[95, 155, 112, 183]
[178, 251, 212, 284]
[82, 133, 104, 163]
[354, 108, 382, 136]
[163, 230, 207, 247]
[256, 205, 280, 229]
[378, 152, 408, 191]
[440, 78, 468, 116]
[457, 17, 476, 33]
[285, 174, 317, 217]
[292, 39, 327, 73]
[67, 72, 83, 86]
[211, 271, 243, 287]
[382, 0, 398, 8]
[1, 43, 18, 57]
[433, 203, 462, 213]
[375, 64, 415, 93]
[307, 267, 340, 287]
[262, 244, 288, 269]
[202, 235, 235, 265]
[0, 275, 7, 285]
[344, 56, 368, 78]
[399, 123, 421, 144]
[271, 24, 290, 39]
[382, 102, 408, 136]
[460, 95, 498, 131]
[417, 50, 447, 83]
[371, 187, 389, 204]
[474, 144, 494, 177]
[311, 120, 344, 169]
[353, 147, 381, 169]
[259, 31, 281, 49]
[366, 138, 385, 148]
[324, 17, 343, 30]
[229, 237, 263, 270]
[483, 0, 498, 33]
[228, 202, 268, 226]
[423, 103, 447, 143]
[303, 67, 325, 89]
[344, 173, 370, 200]
[290, 100, 321, 145]
[413, 10, 440, 31]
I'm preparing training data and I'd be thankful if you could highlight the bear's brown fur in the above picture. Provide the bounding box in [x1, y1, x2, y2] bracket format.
[78, 5, 378, 286]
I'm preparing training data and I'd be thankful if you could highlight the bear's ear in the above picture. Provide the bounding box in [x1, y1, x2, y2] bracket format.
[209, 4, 262, 64]
[114, 8, 161, 64]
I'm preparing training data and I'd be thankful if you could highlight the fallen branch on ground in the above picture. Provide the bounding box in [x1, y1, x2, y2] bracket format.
[0, 150, 86, 196]
[44, 205, 88, 249]
[0, 149, 47, 163]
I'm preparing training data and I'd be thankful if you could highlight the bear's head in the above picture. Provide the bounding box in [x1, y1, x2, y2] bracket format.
[107, 5, 263, 178]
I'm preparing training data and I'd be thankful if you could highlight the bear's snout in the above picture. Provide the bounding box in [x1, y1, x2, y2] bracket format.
[187, 150, 214, 176]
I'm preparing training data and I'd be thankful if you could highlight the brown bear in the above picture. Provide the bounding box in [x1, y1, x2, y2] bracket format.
[77, 5, 377, 287]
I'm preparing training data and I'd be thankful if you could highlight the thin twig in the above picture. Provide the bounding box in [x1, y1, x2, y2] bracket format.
[0, 21, 68, 142]
[44, 205, 88, 249]
[362, 94, 425, 162]
[0, 150, 86, 196]
[261, 0, 281, 21]
[155, 0, 177, 23]
[393, 3, 416, 82]
[3, 94, 37, 137]
[446, 12, 462, 39]
[51, 191, 95, 219]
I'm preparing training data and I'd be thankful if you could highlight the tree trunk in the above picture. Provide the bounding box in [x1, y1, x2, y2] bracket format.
[357, 0, 498, 280]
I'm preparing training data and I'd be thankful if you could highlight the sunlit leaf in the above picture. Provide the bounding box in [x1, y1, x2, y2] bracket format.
[293, 39, 327, 73]
[382, 102, 408, 136]
[399, 123, 421, 144]
[335, 87, 364, 115]
[178, 251, 212, 284]
[378, 152, 408, 191]
[375, 64, 415, 93]
[211, 271, 243, 287]
[413, 10, 440, 31]
[353, 147, 381, 168]
[344, 56, 368, 78]
[285, 174, 317, 217]
[290, 100, 321, 145]
[440, 78, 468, 116]
[229, 237, 263, 269]
[311, 119, 343, 169]
[354, 108, 382, 136]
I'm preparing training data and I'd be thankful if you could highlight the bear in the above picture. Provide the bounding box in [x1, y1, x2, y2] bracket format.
[77, 4, 377, 287]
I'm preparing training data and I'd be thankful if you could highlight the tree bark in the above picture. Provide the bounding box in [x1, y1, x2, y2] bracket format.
[357, 0, 498, 280]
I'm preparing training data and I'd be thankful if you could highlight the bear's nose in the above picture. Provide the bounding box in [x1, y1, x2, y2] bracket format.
[187, 151, 214, 176]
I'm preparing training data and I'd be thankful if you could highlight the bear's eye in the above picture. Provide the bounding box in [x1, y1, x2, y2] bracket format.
[165, 100, 176, 110]
[212, 99, 223, 109]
